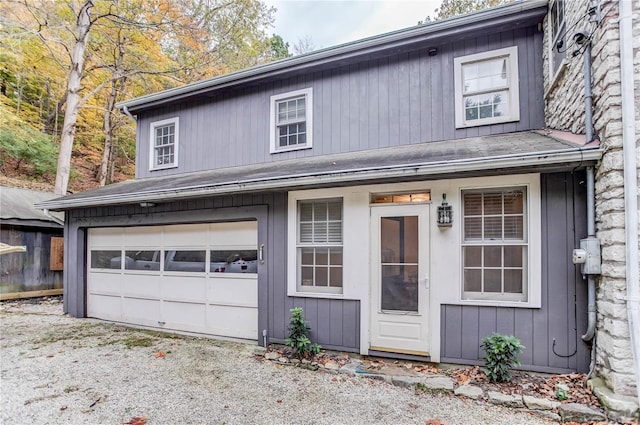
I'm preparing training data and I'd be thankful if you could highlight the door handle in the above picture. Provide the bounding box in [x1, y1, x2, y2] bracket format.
[424, 274, 429, 290]
[259, 244, 265, 264]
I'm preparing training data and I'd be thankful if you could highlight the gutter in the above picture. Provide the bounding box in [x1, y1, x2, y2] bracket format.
[116, 0, 548, 112]
[43, 209, 65, 226]
[36, 145, 601, 210]
[619, 0, 640, 407]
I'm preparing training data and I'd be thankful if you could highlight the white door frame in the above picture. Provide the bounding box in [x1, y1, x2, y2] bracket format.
[369, 204, 430, 356]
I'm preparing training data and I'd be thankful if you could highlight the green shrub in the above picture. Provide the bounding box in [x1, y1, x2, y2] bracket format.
[285, 307, 321, 358]
[481, 333, 524, 383]
[0, 126, 58, 178]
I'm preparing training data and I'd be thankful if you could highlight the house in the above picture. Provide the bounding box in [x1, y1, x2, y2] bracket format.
[1, 186, 64, 299]
[35, 0, 639, 418]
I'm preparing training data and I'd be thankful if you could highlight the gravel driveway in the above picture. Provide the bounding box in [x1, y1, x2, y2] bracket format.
[0, 299, 554, 425]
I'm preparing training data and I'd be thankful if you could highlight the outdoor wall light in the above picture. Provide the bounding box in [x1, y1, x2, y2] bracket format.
[139, 202, 155, 208]
[437, 194, 453, 228]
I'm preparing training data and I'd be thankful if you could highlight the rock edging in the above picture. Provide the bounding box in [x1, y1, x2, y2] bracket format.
[261, 353, 611, 423]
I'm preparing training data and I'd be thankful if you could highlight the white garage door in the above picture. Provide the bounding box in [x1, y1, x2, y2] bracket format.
[87, 222, 258, 340]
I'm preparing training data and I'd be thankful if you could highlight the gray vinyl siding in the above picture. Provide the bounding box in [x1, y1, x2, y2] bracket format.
[136, 27, 544, 179]
[63, 192, 360, 352]
[440, 172, 590, 373]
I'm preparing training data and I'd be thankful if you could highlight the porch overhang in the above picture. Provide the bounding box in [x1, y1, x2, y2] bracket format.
[36, 131, 602, 211]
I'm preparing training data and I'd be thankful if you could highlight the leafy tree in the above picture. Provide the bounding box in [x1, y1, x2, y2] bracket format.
[421, 0, 514, 22]
[269, 34, 291, 60]
[1, 0, 279, 192]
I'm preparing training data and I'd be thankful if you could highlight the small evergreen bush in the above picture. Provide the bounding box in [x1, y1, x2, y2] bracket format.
[481, 333, 524, 383]
[286, 307, 321, 358]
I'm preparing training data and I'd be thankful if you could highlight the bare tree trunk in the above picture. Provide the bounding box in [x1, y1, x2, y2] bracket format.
[98, 79, 118, 186]
[54, 0, 94, 195]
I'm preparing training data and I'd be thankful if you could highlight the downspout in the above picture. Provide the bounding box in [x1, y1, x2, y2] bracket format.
[43, 209, 65, 226]
[619, 0, 640, 407]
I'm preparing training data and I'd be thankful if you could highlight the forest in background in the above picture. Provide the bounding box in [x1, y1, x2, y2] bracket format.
[0, 0, 291, 193]
[0, 0, 509, 194]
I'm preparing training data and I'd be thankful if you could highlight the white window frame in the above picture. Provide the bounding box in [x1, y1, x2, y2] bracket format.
[548, 0, 567, 81]
[294, 197, 343, 295]
[458, 180, 541, 308]
[269, 88, 313, 153]
[149, 117, 179, 171]
[454, 46, 520, 129]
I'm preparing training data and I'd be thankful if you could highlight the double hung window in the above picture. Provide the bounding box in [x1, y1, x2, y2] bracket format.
[297, 198, 343, 293]
[454, 47, 520, 128]
[549, 0, 566, 76]
[270, 88, 313, 153]
[462, 187, 528, 302]
[149, 118, 179, 170]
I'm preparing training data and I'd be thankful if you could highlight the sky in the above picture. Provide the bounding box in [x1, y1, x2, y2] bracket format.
[263, 0, 443, 51]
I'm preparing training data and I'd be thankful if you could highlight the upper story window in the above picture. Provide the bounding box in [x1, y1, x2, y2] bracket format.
[297, 198, 343, 294]
[149, 117, 179, 171]
[454, 46, 520, 128]
[549, 0, 566, 77]
[462, 187, 528, 303]
[270, 88, 313, 153]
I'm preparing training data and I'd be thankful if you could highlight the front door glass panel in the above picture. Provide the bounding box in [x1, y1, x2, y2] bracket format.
[380, 216, 418, 312]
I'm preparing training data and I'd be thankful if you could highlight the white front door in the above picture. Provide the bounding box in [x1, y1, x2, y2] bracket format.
[370, 204, 430, 356]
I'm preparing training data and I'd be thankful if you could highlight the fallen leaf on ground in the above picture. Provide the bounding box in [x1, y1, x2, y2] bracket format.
[426, 419, 442, 425]
[153, 352, 166, 358]
[126, 417, 147, 425]
[60, 406, 67, 411]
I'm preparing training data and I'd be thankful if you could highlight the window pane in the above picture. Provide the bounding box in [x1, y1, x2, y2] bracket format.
[327, 201, 341, 220]
[329, 248, 343, 265]
[381, 264, 418, 312]
[329, 267, 343, 287]
[124, 250, 160, 271]
[504, 245, 523, 267]
[314, 202, 327, 220]
[210, 250, 257, 273]
[484, 217, 503, 239]
[164, 250, 205, 272]
[484, 246, 502, 267]
[301, 267, 313, 286]
[504, 269, 523, 293]
[504, 216, 523, 239]
[91, 250, 121, 269]
[504, 191, 524, 214]
[315, 248, 328, 265]
[327, 222, 342, 243]
[313, 222, 328, 242]
[299, 223, 313, 243]
[300, 248, 314, 265]
[464, 269, 482, 292]
[299, 202, 313, 221]
[484, 193, 503, 214]
[316, 267, 328, 286]
[484, 269, 502, 292]
[464, 246, 482, 267]
[465, 217, 482, 239]
[464, 193, 482, 215]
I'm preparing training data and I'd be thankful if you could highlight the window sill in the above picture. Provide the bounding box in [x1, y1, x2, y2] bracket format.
[544, 60, 568, 99]
[455, 115, 519, 129]
[451, 298, 541, 309]
[270, 144, 312, 154]
[288, 289, 346, 299]
[150, 164, 178, 172]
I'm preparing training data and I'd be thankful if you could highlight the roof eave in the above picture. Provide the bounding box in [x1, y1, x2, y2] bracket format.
[35, 146, 600, 211]
[117, 0, 548, 113]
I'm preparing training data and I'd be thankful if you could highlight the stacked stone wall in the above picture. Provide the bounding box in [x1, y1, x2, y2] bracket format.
[543, 0, 637, 399]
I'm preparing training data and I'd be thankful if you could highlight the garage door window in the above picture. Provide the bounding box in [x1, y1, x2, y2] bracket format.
[91, 250, 121, 269]
[210, 250, 258, 273]
[164, 250, 206, 272]
[124, 250, 160, 271]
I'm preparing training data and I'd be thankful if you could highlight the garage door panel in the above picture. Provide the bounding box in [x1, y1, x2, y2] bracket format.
[164, 224, 208, 246]
[88, 272, 122, 295]
[121, 274, 161, 298]
[206, 305, 258, 340]
[89, 228, 122, 246]
[88, 294, 122, 321]
[208, 277, 258, 307]
[163, 301, 206, 331]
[161, 276, 206, 302]
[209, 222, 257, 246]
[123, 227, 161, 247]
[123, 297, 161, 326]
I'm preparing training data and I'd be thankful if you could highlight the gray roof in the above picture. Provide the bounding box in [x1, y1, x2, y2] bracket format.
[118, 0, 548, 113]
[1, 186, 64, 227]
[36, 131, 601, 211]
